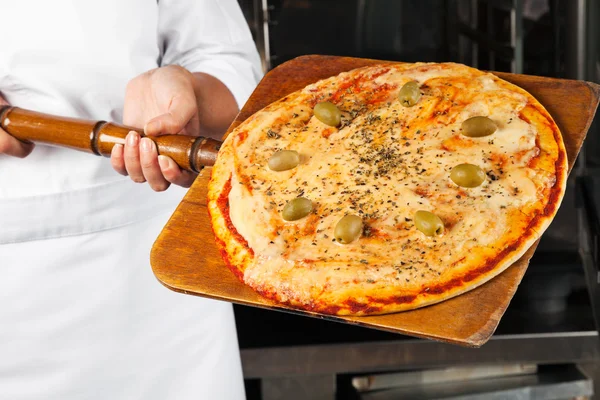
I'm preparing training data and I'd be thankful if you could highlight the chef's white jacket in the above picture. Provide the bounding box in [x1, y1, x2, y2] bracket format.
[0, 0, 262, 399]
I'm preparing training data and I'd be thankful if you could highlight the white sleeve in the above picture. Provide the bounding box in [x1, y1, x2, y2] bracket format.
[158, 0, 263, 108]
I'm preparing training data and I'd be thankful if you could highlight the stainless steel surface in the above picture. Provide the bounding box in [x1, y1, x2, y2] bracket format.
[470, 0, 479, 68]
[566, 0, 589, 171]
[240, 334, 599, 379]
[565, 0, 588, 81]
[580, 363, 600, 400]
[587, 0, 599, 84]
[487, 0, 495, 70]
[352, 364, 538, 392]
[355, 0, 366, 55]
[456, 0, 524, 73]
[358, 365, 592, 400]
[261, 375, 336, 400]
[577, 176, 600, 332]
[238, 0, 269, 73]
[260, 0, 271, 72]
[510, 0, 523, 73]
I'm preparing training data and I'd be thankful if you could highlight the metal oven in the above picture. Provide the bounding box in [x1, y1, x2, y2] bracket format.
[235, 1, 600, 399]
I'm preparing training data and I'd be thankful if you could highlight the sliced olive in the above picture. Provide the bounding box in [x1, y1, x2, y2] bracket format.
[398, 81, 421, 107]
[282, 197, 313, 221]
[450, 163, 486, 188]
[461, 116, 497, 137]
[334, 215, 363, 244]
[414, 210, 444, 236]
[268, 150, 300, 171]
[314, 101, 342, 127]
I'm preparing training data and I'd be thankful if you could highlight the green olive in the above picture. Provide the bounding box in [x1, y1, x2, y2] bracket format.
[314, 101, 341, 127]
[268, 150, 300, 171]
[282, 197, 313, 221]
[461, 116, 497, 137]
[450, 163, 486, 188]
[398, 81, 421, 107]
[414, 210, 444, 236]
[334, 215, 364, 244]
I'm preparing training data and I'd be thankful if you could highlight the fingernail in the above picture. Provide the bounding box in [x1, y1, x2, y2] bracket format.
[158, 155, 171, 170]
[140, 138, 153, 153]
[112, 143, 123, 155]
[127, 131, 138, 146]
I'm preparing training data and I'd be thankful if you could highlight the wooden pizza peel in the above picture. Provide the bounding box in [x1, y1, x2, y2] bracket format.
[148, 55, 599, 347]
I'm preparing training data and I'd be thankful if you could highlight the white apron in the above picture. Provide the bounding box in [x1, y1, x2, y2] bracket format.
[0, 1, 262, 399]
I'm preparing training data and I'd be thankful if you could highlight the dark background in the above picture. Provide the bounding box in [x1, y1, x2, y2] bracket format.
[234, 1, 600, 398]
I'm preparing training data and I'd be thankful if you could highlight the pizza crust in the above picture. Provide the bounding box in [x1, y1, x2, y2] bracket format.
[208, 62, 568, 316]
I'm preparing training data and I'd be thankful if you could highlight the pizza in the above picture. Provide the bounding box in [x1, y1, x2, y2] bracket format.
[207, 62, 568, 316]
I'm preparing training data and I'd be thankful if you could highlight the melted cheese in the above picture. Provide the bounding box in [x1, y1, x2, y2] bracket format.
[226, 63, 553, 295]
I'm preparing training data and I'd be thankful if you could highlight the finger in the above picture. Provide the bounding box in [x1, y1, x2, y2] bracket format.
[0, 129, 35, 158]
[158, 155, 197, 188]
[144, 95, 197, 136]
[110, 144, 127, 175]
[140, 138, 170, 192]
[123, 131, 145, 183]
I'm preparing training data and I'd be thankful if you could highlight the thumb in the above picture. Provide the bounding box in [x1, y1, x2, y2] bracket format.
[144, 95, 198, 136]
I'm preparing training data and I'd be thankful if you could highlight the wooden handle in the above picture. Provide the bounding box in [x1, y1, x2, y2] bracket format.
[0, 106, 221, 173]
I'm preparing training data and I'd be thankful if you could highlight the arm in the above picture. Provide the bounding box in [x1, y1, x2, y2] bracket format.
[112, 65, 240, 190]
[111, 0, 262, 191]
[191, 71, 240, 139]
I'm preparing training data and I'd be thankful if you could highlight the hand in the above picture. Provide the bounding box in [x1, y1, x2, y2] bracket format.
[112, 65, 199, 191]
[0, 94, 35, 158]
